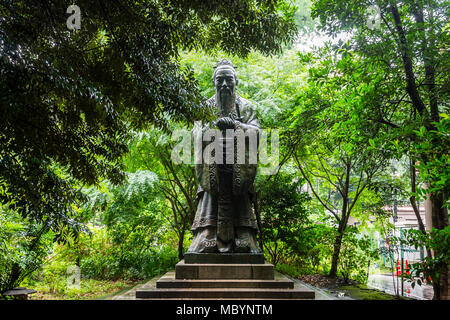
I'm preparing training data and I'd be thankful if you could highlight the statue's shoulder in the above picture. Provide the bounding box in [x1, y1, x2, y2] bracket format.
[236, 95, 257, 116]
[205, 96, 216, 108]
[236, 95, 254, 108]
[204, 95, 257, 116]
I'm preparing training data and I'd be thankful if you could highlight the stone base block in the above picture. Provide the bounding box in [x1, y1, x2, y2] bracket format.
[157, 272, 293, 289]
[136, 287, 314, 299]
[175, 260, 274, 280]
[184, 253, 265, 264]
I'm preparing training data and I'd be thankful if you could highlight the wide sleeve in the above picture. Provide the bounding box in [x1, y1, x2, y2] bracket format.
[237, 98, 260, 133]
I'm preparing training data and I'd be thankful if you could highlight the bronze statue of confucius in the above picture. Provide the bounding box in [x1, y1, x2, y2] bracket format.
[188, 59, 262, 254]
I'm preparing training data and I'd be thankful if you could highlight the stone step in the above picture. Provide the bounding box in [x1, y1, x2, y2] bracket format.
[136, 271, 315, 300]
[136, 287, 314, 299]
[175, 260, 274, 280]
[157, 272, 293, 289]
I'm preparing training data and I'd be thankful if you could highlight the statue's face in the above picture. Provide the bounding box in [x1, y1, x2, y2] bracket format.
[214, 67, 237, 98]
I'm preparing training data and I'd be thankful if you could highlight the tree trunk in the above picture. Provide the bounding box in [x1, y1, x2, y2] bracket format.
[391, 4, 426, 116]
[329, 222, 345, 277]
[410, 160, 444, 299]
[253, 192, 264, 251]
[330, 163, 351, 277]
[431, 193, 449, 300]
[178, 230, 185, 261]
[439, 266, 449, 300]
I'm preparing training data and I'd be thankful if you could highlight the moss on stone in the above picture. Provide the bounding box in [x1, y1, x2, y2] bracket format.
[339, 284, 412, 300]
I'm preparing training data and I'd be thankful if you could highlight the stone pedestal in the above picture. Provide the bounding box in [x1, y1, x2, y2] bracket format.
[184, 252, 265, 264]
[175, 260, 274, 280]
[135, 254, 315, 300]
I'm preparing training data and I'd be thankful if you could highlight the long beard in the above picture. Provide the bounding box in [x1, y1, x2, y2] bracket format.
[217, 88, 235, 116]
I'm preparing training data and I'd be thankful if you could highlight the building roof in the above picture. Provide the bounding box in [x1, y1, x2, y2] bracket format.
[347, 205, 427, 229]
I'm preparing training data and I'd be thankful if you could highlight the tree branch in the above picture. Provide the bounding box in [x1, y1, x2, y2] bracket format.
[293, 153, 340, 222]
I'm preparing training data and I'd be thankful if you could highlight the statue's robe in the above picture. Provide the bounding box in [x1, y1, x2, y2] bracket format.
[191, 95, 260, 244]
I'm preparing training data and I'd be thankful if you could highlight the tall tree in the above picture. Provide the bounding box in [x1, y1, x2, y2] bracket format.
[125, 128, 197, 260]
[311, 0, 449, 299]
[0, 0, 297, 291]
[256, 171, 311, 267]
[284, 49, 391, 277]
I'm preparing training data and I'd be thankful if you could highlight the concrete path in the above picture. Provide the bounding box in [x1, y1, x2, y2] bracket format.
[111, 276, 160, 300]
[285, 276, 350, 300]
[367, 274, 433, 300]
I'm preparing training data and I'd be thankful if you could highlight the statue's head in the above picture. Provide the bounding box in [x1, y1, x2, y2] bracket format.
[213, 59, 238, 100]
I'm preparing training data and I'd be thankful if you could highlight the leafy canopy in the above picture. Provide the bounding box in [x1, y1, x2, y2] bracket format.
[0, 0, 298, 238]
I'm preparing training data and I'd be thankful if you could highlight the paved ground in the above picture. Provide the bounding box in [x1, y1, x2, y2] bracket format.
[111, 276, 160, 300]
[288, 276, 351, 300]
[367, 274, 433, 300]
[288, 277, 347, 300]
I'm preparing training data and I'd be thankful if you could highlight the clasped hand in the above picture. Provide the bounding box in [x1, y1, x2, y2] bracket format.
[215, 117, 236, 130]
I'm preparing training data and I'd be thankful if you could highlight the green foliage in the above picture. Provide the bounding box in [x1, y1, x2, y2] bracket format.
[297, 223, 336, 273]
[283, 47, 392, 276]
[310, 0, 448, 297]
[21, 242, 134, 299]
[23, 222, 178, 286]
[0, 0, 298, 202]
[411, 116, 450, 207]
[0, 0, 447, 300]
[125, 127, 197, 259]
[180, 48, 305, 128]
[78, 226, 178, 280]
[0, 207, 53, 293]
[397, 226, 450, 289]
[29, 277, 132, 300]
[257, 171, 311, 266]
[77, 168, 176, 280]
[0, 1, 297, 292]
[276, 263, 302, 278]
[292, 0, 317, 35]
[257, 170, 350, 276]
[309, 0, 449, 211]
[274, 221, 337, 275]
[338, 227, 379, 283]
